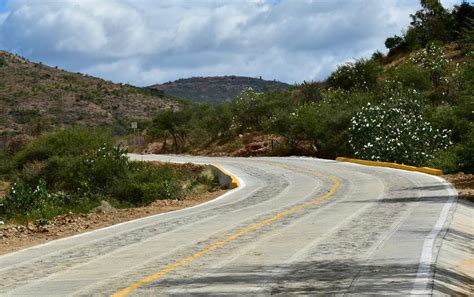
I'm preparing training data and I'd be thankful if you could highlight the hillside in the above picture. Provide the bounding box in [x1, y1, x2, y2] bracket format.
[0, 51, 175, 136]
[149, 76, 291, 102]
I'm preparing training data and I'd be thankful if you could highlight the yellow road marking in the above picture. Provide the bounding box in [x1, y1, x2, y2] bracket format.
[112, 164, 340, 296]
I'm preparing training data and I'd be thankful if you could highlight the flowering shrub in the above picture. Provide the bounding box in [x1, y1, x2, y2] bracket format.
[0, 180, 69, 223]
[349, 99, 451, 166]
[409, 43, 450, 85]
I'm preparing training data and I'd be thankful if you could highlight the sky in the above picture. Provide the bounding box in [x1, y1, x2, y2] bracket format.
[0, 0, 465, 86]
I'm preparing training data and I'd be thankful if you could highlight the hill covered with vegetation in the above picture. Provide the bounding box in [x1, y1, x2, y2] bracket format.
[0, 51, 175, 137]
[145, 0, 474, 174]
[149, 76, 291, 103]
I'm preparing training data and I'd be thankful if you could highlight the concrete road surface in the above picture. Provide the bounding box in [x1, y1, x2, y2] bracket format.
[1, 155, 472, 296]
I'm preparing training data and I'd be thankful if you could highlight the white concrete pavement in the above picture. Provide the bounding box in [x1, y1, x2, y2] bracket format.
[0, 155, 471, 296]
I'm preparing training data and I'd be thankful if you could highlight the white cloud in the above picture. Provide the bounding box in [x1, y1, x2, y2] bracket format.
[0, 0, 463, 86]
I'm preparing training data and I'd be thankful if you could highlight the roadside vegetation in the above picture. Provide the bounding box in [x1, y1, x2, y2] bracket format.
[145, 1, 473, 174]
[0, 127, 219, 224]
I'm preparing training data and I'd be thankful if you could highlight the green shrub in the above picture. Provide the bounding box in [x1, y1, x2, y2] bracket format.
[2, 127, 220, 223]
[429, 145, 462, 173]
[267, 104, 319, 153]
[41, 143, 128, 193]
[0, 180, 70, 223]
[11, 109, 41, 124]
[456, 129, 474, 173]
[313, 89, 374, 158]
[15, 127, 111, 166]
[0, 149, 14, 176]
[389, 63, 432, 91]
[111, 162, 181, 205]
[327, 59, 381, 91]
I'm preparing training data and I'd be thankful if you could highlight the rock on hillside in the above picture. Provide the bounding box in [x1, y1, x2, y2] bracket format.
[149, 76, 291, 103]
[0, 51, 175, 135]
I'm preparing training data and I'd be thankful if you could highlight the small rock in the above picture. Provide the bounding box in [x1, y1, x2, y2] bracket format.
[93, 200, 116, 214]
[27, 224, 35, 232]
[38, 226, 49, 233]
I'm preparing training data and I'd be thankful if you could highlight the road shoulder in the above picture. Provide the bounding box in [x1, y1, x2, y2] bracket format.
[0, 189, 226, 255]
[433, 197, 473, 295]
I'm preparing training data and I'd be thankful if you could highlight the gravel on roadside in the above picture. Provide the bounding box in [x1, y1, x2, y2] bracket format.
[0, 189, 226, 255]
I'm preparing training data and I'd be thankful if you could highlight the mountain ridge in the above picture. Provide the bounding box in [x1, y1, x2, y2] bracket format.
[149, 75, 291, 103]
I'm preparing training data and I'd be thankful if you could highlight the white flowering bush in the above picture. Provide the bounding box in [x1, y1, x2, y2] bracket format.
[349, 99, 452, 166]
[409, 43, 450, 86]
[231, 87, 267, 132]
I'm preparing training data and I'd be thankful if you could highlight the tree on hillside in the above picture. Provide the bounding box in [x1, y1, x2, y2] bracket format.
[149, 109, 190, 153]
[410, 0, 450, 45]
[385, 1, 474, 53]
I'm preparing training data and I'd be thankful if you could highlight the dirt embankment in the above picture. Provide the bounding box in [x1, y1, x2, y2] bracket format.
[443, 173, 474, 202]
[0, 189, 226, 255]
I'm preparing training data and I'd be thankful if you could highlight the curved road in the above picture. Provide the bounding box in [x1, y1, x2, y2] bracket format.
[0, 155, 467, 296]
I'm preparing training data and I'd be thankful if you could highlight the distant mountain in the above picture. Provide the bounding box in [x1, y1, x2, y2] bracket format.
[0, 51, 175, 136]
[149, 76, 292, 103]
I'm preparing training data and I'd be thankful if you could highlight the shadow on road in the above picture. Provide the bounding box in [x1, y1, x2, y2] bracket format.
[146, 259, 471, 295]
[345, 194, 452, 204]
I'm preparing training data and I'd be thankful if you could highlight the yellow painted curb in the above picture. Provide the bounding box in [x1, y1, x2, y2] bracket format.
[210, 164, 240, 189]
[336, 157, 443, 176]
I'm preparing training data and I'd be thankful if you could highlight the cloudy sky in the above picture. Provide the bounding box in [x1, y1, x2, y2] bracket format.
[0, 0, 463, 86]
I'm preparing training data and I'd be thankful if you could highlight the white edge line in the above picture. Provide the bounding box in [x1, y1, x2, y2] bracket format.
[411, 175, 458, 295]
[0, 159, 246, 261]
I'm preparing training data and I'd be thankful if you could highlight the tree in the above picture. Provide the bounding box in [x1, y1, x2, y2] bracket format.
[149, 109, 190, 153]
[410, 0, 451, 45]
[291, 81, 325, 103]
[385, 35, 404, 50]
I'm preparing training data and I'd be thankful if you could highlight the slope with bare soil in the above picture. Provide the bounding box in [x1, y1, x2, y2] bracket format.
[0, 51, 175, 135]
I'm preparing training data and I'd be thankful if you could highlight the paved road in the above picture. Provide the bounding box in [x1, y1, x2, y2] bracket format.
[0, 155, 469, 296]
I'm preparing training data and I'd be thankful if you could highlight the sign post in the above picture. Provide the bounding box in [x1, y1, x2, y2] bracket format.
[131, 122, 138, 145]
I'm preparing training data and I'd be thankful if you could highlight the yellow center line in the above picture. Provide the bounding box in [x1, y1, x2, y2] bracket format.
[112, 163, 340, 297]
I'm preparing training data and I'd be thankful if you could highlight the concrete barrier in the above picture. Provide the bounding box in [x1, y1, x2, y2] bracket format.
[336, 157, 443, 176]
[209, 164, 240, 189]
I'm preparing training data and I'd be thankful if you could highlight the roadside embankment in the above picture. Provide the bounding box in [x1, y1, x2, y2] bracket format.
[444, 173, 474, 202]
[0, 158, 235, 255]
[0, 189, 226, 255]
